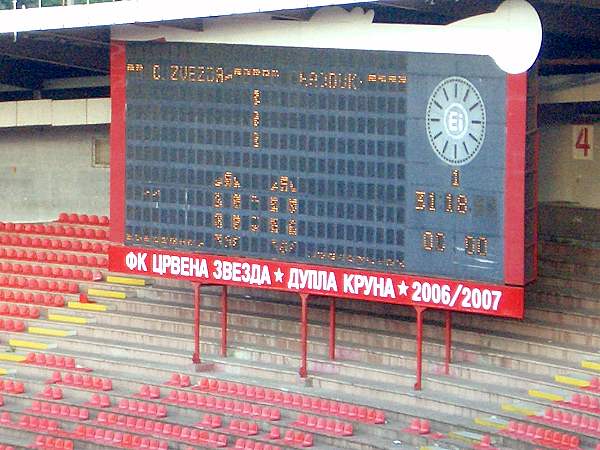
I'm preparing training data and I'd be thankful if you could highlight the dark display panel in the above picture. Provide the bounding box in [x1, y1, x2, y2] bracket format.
[124, 42, 507, 282]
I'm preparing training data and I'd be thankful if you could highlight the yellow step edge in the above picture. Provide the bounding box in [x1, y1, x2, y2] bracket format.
[0, 368, 15, 376]
[447, 430, 484, 444]
[501, 402, 542, 417]
[67, 301, 107, 312]
[106, 275, 146, 287]
[8, 339, 56, 350]
[528, 389, 565, 402]
[581, 360, 600, 372]
[88, 288, 126, 300]
[474, 416, 509, 430]
[554, 374, 591, 388]
[48, 313, 94, 325]
[27, 326, 76, 338]
[0, 353, 26, 363]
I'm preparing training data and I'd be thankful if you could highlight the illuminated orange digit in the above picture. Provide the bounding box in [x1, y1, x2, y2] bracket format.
[457, 194, 468, 214]
[415, 191, 425, 211]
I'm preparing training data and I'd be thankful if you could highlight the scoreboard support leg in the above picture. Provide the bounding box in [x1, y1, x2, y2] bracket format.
[221, 286, 228, 357]
[414, 306, 426, 391]
[444, 311, 452, 375]
[299, 293, 309, 379]
[329, 298, 336, 360]
[192, 283, 202, 364]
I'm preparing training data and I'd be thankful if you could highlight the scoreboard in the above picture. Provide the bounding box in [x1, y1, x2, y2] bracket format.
[109, 40, 535, 317]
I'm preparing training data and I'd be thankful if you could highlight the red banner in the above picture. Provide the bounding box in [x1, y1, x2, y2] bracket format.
[109, 246, 524, 319]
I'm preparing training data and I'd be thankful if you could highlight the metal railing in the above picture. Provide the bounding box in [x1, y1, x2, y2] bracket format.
[0, 0, 122, 10]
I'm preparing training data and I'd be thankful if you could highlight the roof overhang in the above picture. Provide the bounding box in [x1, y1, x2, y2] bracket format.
[0, 0, 367, 34]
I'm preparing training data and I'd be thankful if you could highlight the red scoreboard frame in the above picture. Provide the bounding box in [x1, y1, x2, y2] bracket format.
[108, 41, 534, 319]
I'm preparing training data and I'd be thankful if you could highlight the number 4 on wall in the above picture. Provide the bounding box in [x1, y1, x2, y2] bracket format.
[573, 125, 594, 160]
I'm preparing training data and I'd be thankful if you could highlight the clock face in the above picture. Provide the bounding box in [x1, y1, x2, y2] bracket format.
[425, 77, 486, 166]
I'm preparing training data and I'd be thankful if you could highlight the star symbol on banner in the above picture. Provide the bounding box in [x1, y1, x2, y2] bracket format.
[397, 281, 409, 297]
[274, 268, 284, 283]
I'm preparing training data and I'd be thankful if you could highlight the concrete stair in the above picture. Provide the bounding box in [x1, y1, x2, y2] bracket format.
[2, 221, 600, 448]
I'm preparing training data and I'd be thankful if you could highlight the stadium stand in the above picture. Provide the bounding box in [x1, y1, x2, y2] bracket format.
[0, 215, 597, 448]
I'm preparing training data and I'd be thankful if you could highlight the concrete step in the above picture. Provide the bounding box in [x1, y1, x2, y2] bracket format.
[526, 290, 600, 319]
[100, 289, 600, 373]
[10, 319, 599, 444]
[522, 306, 600, 334]
[532, 274, 600, 300]
[0, 369, 350, 450]
[538, 257, 600, 281]
[0, 349, 552, 450]
[539, 240, 600, 266]
[108, 280, 600, 363]
[0, 354, 456, 449]
[1, 312, 596, 446]
[36, 300, 600, 405]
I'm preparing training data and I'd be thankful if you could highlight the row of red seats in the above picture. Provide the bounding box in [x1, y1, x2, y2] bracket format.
[229, 419, 259, 436]
[0, 223, 108, 240]
[501, 421, 580, 449]
[0, 290, 65, 307]
[48, 371, 113, 391]
[31, 435, 73, 450]
[0, 262, 101, 281]
[582, 377, 600, 392]
[164, 372, 191, 387]
[565, 393, 600, 412]
[234, 438, 281, 450]
[259, 425, 314, 447]
[0, 304, 39, 318]
[164, 389, 281, 421]
[0, 444, 15, 450]
[84, 393, 111, 408]
[24, 353, 85, 371]
[0, 380, 25, 394]
[293, 414, 353, 437]
[92, 412, 228, 447]
[535, 407, 600, 435]
[0, 318, 26, 332]
[58, 213, 109, 226]
[39, 386, 63, 400]
[72, 425, 167, 449]
[200, 414, 223, 429]
[28, 400, 90, 421]
[195, 378, 385, 424]
[136, 384, 161, 399]
[0, 235, 108, 254]
[280, 430, 313, 448]
[0, 248, 107, 268]
[403, 418, 432, 435]
[17, 415, 62, 434]
[473, 435, 497, 450]
[116, 398, 167, 418]
[0, 276, 78, 294]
